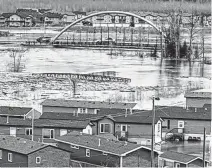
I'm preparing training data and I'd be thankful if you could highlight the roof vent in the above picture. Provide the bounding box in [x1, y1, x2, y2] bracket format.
[2, 138, 5, 140]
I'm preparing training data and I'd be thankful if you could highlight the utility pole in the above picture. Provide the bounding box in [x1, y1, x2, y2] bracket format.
[151, 97, 155, 168]
[203, 127, 206, 168]
[151, 96, 160, 167]
[31, 108, 34, 141]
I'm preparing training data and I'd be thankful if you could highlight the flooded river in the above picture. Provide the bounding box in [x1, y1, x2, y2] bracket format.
[0, 36, 211, 158]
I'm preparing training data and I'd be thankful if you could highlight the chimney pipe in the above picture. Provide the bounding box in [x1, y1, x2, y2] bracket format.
[23, 114, 26, 120]
[98, 139, 101, 146]
[125, 109, 127, 117]
[6, 116, 9, 124]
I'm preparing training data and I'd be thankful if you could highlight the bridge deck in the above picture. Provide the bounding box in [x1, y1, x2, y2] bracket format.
[32, 73, 131, 83]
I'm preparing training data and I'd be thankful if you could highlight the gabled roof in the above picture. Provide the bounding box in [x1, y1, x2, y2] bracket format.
[113, 115, 161, 124]
[185, 89, 212, 98]
[155, 106, 211, 120]
[1, 13, 15, 18]
[55, 132, 154, 156]
[0, 106, 32, 116]
[0, 117, 92, 129]
[0, 135, 48, 155]
[92, 113, 161, 125]
[72, 11, 86, 15]
[133, 106, 211, 121]
[40, 108, 127, 120]
[159, 151, 206, 164]
[41, 99, 136, 109]
[40, 112, 96, 120]
[44, 12, 63, 18]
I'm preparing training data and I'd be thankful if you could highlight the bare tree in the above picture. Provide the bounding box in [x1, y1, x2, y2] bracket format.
[7, 48, 28, 72]
[186, 8, 201, 61]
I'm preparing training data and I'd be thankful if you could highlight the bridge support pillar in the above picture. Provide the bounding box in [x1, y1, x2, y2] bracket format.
[68, 78, 77, 97]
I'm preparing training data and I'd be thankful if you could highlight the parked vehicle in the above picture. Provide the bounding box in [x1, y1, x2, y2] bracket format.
[96, 38, 116, 45]
[36, 36, 51, 43]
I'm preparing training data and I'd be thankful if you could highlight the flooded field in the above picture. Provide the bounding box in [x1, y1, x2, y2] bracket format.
[0, 46, 211, 109]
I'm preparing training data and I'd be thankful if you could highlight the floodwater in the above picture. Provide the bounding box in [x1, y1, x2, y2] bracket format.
[0, 30, 211, 157]
[0, 46, 211, 109]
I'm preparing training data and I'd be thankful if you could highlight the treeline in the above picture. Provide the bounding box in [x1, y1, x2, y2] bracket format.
[0, 0, 211, 14]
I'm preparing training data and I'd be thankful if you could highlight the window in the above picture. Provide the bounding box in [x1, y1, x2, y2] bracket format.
[167, 120, 170, 129]
[175, 163, 180, 168]
[25, 128, 32, 135]
[100, 124, 111, 133]
[178, 121, 184, 128]
[94, 109, 100, 114]
[42, 129, 54, 139]
[36, 157, 41, 164]
[70, 145, 79, 149]
[121, 125, 127, 132]
[86, 149, 90, 157]
[8, 153, 12, 162]
[60, 129, 67, 136]
[10, 127, 16, 137]
[78, 108, 87, 114]
[0, 150, 2, 159]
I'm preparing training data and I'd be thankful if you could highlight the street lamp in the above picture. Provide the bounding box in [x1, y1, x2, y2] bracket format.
[151, 96, 160, 168]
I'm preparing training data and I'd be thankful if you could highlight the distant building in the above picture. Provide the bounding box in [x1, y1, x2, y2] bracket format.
[0, 135, 70, 167]
[44, 12, 63, 26]
[62, 13, 75, 25]
[55, 132, 161, 167]
[0, 117, 93, 144]
[158, 151, 209, 167]
[0, 106, 41, 119]
[185, 89, 212, 109]
[41, 99, 137, 114]
[73, 11, 86, 20]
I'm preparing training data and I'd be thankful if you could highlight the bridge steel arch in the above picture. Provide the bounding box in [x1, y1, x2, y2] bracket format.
[51, 11, 166, 42]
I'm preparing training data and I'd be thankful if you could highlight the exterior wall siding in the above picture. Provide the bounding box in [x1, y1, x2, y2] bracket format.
[122, 148, 158, 167]
[57, 142, 120, 167]
[162, 119, 211, 134]
[0, 149, 28, 167]
[186, 98, 211, 108]
[0, 126, 83, 143]
[25, 110, 41, 119]
[28, 146, 70, 167]
[43, 106, 97, 114]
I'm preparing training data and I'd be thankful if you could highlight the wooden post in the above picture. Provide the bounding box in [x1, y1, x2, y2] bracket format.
[151, 97, 155, 167]
[160, 32, 163, 59]
[123, 27, 125, 45]
[101, 27, 103, 44]
[31, 109, 34, 141]
[116, 27, 118, 44]
[108, 25, 110, 45]
[203, 127, 206, 168]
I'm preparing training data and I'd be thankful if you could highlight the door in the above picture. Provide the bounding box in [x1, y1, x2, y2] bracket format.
[178, 121, 184, 133]
[10, 127, 16, 137]
[121, 125, 127, 137]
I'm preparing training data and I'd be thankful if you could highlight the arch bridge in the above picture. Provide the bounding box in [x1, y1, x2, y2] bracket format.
[51, 11, 166, 55]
